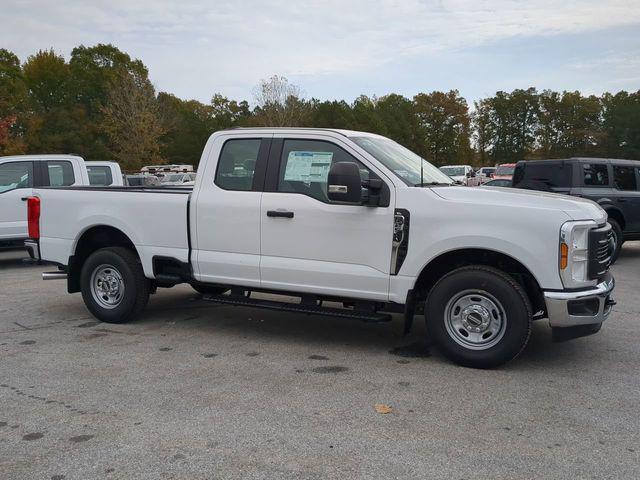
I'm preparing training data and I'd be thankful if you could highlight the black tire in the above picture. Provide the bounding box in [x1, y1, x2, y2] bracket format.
[608, 219, 623, 264]
[425, 265, 532, 369]
[80, 247, 150, 323]
[191, 284, 228, 296]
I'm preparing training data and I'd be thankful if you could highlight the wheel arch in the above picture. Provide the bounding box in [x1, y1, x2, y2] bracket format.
[67, 225, 139, 293]
[412, 248, 545, 315]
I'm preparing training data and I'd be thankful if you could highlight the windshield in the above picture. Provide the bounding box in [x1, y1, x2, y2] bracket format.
[440, 166, 465, 177]
[350, 136, 453, 186]
[496, 165, 515, 175]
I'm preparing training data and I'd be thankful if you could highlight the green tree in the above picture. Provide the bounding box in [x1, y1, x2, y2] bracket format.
[375, 94, 420, 153]
[538, 90, 602, 158]
[210, 93, 251, 129]
[0, 49, 27, 154]
[69, 44, 150, 159]
[601, 91, 640, 159]
[21, 50, 90, 155]
[473, 88, 540, 163]
[69, 44, 148, 114]
[471, 99, 495, 165]
[307, 99, 356, 129]
[350, 95, 386, 134]
[102, 69, 165, 170]
[413, 90, 472, 165]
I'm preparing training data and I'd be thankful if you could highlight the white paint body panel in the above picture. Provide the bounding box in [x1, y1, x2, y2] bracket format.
[37, 188, 189, 277]
[33, 128, 608, 305]
[190, 132, 263, 288]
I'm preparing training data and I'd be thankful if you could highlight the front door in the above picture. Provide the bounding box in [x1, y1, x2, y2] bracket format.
[260, 135, 395, 301]
[0, 161, 34, 241]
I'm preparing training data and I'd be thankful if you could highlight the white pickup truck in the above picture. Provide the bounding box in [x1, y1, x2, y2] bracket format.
[26, 128, 615, 368]
[0, 154, 90, 252]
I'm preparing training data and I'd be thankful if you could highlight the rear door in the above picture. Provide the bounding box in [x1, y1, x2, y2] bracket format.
[260, 134, 395, 300]
[613, 164, 640, 233]
[0, 160, 35, 241]
[192, 134, 271, 288]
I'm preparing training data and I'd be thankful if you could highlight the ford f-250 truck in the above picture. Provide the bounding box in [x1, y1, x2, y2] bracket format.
[26, 128, 616, 368]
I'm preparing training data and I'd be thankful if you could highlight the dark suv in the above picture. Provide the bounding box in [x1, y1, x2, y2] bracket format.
[513, 157, 640, 261]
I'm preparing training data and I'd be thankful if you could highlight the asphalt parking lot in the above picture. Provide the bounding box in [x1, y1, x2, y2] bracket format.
[1, 245, 639, 480]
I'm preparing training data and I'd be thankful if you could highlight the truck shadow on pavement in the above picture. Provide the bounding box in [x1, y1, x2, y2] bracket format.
[0, 250, 35, 268]
[132, 289, 603, 371]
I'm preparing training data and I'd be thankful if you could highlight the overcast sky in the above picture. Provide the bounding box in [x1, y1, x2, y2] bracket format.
[2, 0, 640, 105]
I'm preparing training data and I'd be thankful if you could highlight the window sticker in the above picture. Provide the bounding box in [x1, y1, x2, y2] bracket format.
[284, 151, 333, 183]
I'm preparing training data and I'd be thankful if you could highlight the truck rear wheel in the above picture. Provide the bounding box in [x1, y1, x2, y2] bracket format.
[425, 265, 532, 368]
[80, 247, 150, 323]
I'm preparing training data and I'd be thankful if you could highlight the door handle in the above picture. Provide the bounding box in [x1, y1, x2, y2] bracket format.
[267, 210, 294, 218]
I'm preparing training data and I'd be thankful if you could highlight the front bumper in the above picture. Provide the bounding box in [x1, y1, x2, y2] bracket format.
[543, 276, 615, 328]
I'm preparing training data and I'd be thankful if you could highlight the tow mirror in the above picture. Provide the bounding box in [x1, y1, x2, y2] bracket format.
[327, 162, 362, 204]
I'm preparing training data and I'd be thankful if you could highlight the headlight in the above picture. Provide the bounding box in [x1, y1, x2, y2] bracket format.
[559, 220, 597, 288]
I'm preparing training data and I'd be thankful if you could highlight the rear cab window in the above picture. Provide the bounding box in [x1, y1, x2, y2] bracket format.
[45, 161, 75, 186]
[215, 139, 261, 191]
[87, 166, 113, 186]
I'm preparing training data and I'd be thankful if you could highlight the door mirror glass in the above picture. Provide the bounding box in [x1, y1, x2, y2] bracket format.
[327, 162, 362, 204]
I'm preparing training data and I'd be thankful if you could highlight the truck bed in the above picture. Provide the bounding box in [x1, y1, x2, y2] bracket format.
[34, 186, 192, 278]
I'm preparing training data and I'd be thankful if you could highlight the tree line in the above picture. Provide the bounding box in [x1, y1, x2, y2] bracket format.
[1, 44, 639, 171]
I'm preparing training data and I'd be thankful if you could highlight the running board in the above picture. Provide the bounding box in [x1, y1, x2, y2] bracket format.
[202, 293, 391, 323]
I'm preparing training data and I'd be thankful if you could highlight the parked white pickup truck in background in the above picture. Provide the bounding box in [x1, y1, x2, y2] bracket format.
[86, 161, 123, 186]
[25, 129, 615, 368]
[0, 155, 90, 252]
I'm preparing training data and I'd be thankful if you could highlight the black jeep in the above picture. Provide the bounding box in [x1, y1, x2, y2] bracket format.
[513, 157, 640, 261]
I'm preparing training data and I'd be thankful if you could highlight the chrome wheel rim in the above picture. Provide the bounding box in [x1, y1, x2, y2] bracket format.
[90, 264, 125, 309]
[444, 290, 507, 350]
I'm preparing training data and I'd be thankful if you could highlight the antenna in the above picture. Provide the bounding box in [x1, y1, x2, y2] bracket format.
[420, 157, 424, 187]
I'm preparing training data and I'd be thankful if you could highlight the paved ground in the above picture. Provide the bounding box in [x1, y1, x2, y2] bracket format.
[0, 245, 639, 480]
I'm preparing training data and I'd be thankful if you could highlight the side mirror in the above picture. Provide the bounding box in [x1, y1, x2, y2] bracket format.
[469, 170, 476, 178]
[327, 162, 362, 204]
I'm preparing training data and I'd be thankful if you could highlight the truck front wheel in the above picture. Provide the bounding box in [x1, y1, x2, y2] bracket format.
[425, 265, 532, 368]
[80, 247, 150, 323]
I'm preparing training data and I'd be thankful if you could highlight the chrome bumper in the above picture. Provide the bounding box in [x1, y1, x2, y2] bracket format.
[544, 276, 615, 328]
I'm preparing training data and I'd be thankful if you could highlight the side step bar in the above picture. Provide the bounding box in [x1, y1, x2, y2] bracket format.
[202, 293, 391, 323]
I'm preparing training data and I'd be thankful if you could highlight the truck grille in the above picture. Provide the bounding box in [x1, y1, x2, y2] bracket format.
[588, 224, 613, 281]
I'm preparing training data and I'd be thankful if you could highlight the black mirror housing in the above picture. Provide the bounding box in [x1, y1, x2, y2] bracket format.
[327, 162, 362, 204]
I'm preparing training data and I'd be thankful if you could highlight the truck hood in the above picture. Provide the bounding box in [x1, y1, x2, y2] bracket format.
[431, 186, 607, 223]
